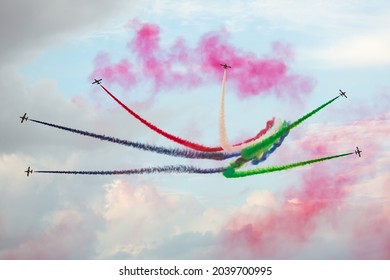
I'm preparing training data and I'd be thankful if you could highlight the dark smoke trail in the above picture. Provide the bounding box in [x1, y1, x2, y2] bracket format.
[251, 127, 290, 165]
[30, 119, 239, 160]
[35, 165, 226, 175]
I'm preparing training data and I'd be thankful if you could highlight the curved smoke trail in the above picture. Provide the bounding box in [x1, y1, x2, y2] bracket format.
[241, 96, 341, 160]
[224, 96, 341, 170]
[99, 84, 275, 152]
[228, 120, 290, 170]
[218, 69, 277, 152]
[31, 95, 346, 178]
[251, 124, 290, 165]
[223, 152, 353, 178]
[30, 119, 239, 160]
[36, 165, 226, 175]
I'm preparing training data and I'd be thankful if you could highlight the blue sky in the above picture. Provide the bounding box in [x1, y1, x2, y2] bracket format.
[1, 0, 390, 259]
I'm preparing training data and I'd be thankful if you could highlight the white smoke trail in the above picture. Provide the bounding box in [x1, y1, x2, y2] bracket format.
[218, 69, 282, 152]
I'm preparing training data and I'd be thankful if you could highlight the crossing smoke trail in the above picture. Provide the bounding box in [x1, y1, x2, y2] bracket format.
[241, 96, 341, 160]
[229, 121, 290, 170]
[223, 152, 353, 178]
[29, 119, 239, 160]
[35, 165, 226, 175]
[251, 125, 290, 165]
[218, 69, 277, 152]
[99, 84, 275, 152]
[237, 119, 275, 145]
[225, 96, 341, 170]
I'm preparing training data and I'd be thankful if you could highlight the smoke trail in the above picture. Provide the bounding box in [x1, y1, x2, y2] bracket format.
[30, 119, 239, 160]
[219, 69, 232, 151]
[220, 114, 282, 154]
[99, 84, 275, 152]
[241, 96, 340, 160]
[223, 152, 353, 178]
[218, 69, 277, 152]
[251, 125, 290, 165]
[238, 118, 275, 145]
[35, 165, 226, 175]
[228, 121, 290, 170]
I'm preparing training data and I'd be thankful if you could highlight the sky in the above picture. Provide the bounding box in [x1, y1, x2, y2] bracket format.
[1, 0, 390, 259]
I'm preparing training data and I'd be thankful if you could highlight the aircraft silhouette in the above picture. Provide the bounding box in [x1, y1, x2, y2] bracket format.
[20, 113, 28, 123]
[339, 89, 347, 98]
[92, 78, 102, 85]
[25, 166, 33, 176]
[220, 63, 231, 69]
[355, 146, 362, 157]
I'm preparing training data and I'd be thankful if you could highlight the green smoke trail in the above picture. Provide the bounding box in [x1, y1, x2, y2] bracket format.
[240, 96, 340, 160]
[223, 152, 353, 178]
[228, 120, 289, 170]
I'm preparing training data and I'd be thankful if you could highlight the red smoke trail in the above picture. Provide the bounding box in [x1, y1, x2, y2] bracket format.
[99, 84, 275, 152]
[91, 22, 315, 99]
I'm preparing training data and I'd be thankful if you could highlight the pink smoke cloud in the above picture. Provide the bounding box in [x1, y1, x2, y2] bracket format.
[92, 52, 137, 90]
[350, 186, 390, 259]
[220, 164, 354, 259]
[91, 22, 315, 99]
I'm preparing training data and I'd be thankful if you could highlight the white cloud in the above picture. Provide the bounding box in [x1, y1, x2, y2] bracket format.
[97, 180, 229, 259]
[304, 29, 390, 68]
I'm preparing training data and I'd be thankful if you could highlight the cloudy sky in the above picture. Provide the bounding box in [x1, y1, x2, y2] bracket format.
[1, 0, 389, 259]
